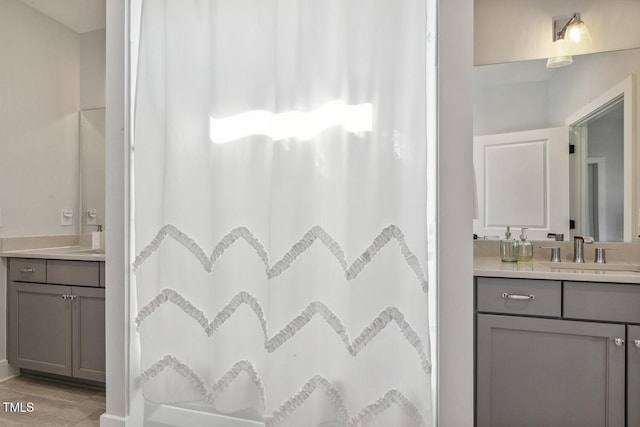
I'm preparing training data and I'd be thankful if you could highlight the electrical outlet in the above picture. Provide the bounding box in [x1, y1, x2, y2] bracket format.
[61, 209, 73, 226]
[86, 209, 97, 225]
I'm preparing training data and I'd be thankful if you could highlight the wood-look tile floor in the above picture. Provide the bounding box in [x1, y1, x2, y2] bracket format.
[0, 376, 104, 426]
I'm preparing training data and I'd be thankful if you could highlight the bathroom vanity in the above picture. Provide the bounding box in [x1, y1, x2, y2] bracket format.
[1, 243, 106, 385]
[474, 256, 640, 427]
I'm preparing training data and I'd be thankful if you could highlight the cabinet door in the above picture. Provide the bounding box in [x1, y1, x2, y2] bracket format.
[72, 287, 105, 382]
[629, 325, 640, 427]
[477, 314, 625, 427]
[8, 282, 72, 376]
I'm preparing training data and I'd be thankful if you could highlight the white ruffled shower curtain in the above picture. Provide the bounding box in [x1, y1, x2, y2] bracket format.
[132, 0, 431, 425]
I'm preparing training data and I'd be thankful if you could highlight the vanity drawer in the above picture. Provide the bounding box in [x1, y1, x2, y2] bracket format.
[99, 262, 105, 287]
[564, 281, 640, 323]
[476, 277, 561, 317]
[9, 258, 46, 283]
[46, 260, 100, 287]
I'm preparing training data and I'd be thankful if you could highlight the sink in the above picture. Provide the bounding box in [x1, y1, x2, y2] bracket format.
[541, 262, 640, 273]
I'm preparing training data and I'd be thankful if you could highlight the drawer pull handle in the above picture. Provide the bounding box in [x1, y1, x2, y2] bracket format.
[614, 338, 625, 347]
[501, 292, 535, 301]
[20, 268, 35, 273]
[634, 340, 640, 349]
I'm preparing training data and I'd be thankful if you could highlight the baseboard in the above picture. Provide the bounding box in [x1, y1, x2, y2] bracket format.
[21, 369, 105, 390]
[0, 360, 19, 383]
[100, 413, 127, 427]
[144, 402, 264, 427]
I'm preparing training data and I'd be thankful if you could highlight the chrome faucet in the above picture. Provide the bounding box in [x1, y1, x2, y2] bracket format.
[573, 236, 594, 263]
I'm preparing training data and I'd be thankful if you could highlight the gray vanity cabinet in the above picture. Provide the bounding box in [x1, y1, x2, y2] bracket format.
[72, 286, 106, 382]
[476, 314, 625, 427]
[628, 325, 640, 427]
[475, 277, 638, 427]
[8, 282, 72, 377]
[7, 258, 105, 383]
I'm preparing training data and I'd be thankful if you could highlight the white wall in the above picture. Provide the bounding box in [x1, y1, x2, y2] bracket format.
[0, 0, 80, 237]
[438, 0, 475, 425]
[0, 1, 106, 239]
[81, 29, 107, 110]
[103, 0, 129, 425]
[475, 0, 640, 65]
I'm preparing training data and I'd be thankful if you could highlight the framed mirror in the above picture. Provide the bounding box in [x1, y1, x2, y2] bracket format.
[79, 108, 106, 234]
[473, 48, 639, 242]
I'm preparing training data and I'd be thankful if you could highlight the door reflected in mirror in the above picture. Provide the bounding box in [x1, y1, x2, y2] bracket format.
[570, 100, 624, 241]
[473, 48, 639, 242]
[80, 108, 105, 235]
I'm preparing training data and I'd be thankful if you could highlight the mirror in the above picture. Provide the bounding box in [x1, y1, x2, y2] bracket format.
[79, 108, 106, 234]
[474, 47, 639, 241]
[567, 79, 633, 242]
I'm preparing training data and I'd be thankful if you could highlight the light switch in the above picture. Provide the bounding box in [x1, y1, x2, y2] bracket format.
[61, 209, 73, 226]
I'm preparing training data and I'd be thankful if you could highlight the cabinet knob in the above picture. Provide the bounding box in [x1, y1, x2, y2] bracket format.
[614, 338, 625, 347]
[634, 339, 640, 349]
[62, 294, 68, 300]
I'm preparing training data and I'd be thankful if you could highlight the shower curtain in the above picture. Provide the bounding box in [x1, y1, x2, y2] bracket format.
[132, 0, 431, 425]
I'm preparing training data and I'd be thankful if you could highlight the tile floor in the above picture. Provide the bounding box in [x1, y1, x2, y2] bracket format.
[0, 376, 104, 426]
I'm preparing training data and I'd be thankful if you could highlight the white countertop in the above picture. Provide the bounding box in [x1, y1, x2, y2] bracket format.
[0, 246, 105, 262]
[474, 257, 640, 284]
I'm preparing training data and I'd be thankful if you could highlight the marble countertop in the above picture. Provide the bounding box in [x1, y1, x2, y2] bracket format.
[0, 246, 105, 262]
[474, 257, 640, 284]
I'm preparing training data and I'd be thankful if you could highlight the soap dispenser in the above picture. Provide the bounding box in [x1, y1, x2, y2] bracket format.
[516, 227, 534, 262]
[92, 224, 104, 250]
[500, 226, 517, 262]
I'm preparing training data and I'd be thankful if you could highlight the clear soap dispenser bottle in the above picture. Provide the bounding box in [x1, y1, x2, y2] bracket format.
[516, 227, 534, 262]
[500, 226, 517, 262]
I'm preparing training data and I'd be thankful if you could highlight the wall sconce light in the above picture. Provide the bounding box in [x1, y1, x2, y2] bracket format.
[546, 12, 591, 68]
[546, 54, 572, 68]
[553, 12, 592, 44]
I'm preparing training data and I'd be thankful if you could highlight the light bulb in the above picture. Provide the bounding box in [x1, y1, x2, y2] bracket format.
[565, 21, 591, 44]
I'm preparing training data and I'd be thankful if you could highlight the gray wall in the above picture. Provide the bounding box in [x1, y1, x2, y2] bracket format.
[588, 107, 624, 241]
[474, 48, 640, 136]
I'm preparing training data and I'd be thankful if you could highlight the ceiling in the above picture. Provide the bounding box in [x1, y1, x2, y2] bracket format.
[18, 0, 105, 34]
